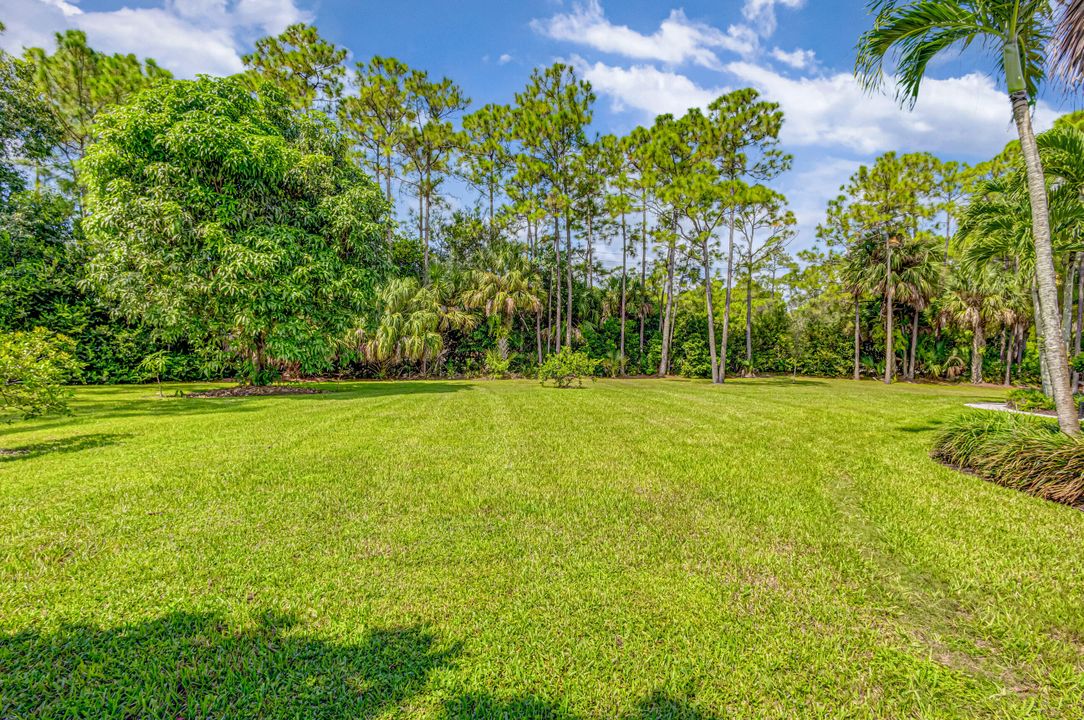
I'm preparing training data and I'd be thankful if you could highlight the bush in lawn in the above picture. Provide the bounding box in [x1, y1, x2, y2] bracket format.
[0, 329, 82, 423]
[932, 412, 1084, 507]
[538, 348, 597, 388]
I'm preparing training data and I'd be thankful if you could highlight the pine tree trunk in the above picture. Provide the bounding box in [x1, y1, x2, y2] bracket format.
[620, 210, 628, 375]
[553, 212, 562, 352]
[1010, 89, 1079, 434]
[564, 213, 573, 349]
[639, 191, 647, 357]
[884, 236, 894, 385]
[702, 235, 720, 383]
[744, 259, 753, 376]
[720, 211, 736, 382]
[659, 235, 676, 377]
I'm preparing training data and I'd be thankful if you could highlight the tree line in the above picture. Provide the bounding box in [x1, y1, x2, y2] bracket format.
[1, 6, 1082, 432]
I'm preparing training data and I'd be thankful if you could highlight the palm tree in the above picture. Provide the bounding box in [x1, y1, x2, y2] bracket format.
[940, 264, 1007, 384]
[842, 235, 881, 380]
[464, 244, 542, 360]
[895, 234, 945, 380]
[957, 172, 1084, 393]
[1054, 0, 1084, 82]
[857, 0, 1079, 432]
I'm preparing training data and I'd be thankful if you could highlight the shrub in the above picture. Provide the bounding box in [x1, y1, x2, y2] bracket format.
[0, 329, 82, 423]
[538, 348, 597, 388]
[484, 350, 512, 378]
[1073, 353, 1084, 375]
[932, 412, 1084, 507]
[1007, 388, 1083, 412]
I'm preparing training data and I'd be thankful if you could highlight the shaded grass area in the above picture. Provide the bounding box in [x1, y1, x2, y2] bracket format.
[1, 378, 1082, 718]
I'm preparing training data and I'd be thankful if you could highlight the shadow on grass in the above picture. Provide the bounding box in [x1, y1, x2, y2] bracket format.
[0, 611, 458, 719]
[896, 419, 945, 434]
[735, 377, 828, 387]
[1, 608, 731, 719]
[0, 433, 131, 462]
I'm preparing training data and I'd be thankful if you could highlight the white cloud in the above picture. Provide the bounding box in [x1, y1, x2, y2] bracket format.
[743, 0, 804, 37]
[532, 0, 757, 69]
[498, 53, 513, 65]
[723, 61, 1055, 156]
[770, 46, 815, 70]
[0, 0, 311, 77]
[571, 55, 725, 116]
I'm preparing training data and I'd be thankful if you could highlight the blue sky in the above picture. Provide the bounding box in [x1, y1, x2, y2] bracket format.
[2, 0, 1079, 254]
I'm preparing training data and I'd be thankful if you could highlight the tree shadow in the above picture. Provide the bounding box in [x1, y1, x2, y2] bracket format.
[0, 610, 458, 719]
[896, 419, 945, 433]
[735, 377, 829, 387]
[439, 690, 724, 720]
[0, 433, 131, 462]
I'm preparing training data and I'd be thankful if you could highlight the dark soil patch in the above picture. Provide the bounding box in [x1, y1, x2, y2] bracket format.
[186, 385, 323, 399]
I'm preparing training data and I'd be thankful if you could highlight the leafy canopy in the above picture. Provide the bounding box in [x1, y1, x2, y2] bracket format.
[80, 76, 392, 383]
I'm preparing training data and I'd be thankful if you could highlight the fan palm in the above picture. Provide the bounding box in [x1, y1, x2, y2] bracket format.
[940, 264, 1008, 384]
[856, 0, 1079, 431]
[464, 244, 542, 360]
[842, 234, 882, 380]
[895, 234, 946, 380]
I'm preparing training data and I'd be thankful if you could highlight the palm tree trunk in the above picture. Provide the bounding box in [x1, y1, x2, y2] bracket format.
[1004, 328, 1014, 387]
[1075, 254, 1083, 392]
[1032, 283, 1052, 397]
[1063, 252, 1076, 347]
[720, 210, 736, 382]
[1010, 87, 1079, 434]
[854, 294, 861, 381]
[971, 323, 984, 385]
[908, 306, 919, 381]
[702, 235, 719, 383]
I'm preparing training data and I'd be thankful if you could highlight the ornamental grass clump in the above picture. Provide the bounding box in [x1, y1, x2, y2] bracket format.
[933, 412, 1084, 507]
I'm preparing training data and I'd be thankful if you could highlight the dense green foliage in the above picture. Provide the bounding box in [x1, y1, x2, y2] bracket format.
[933, 411, 1084, 507]
[538, 348, 597, 387]
[80, 77, 391, 384]
[0, 328, 81, 422]
[2, 379, 1082, 717]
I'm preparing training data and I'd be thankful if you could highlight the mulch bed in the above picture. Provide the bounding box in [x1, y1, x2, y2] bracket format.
[186, 386, 323, 399]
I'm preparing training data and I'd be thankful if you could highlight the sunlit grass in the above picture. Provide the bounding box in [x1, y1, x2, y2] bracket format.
[1, 378, 1082, 718]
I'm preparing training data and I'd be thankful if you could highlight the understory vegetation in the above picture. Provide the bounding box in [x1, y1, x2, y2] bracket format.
[1, 379, 1082, 718]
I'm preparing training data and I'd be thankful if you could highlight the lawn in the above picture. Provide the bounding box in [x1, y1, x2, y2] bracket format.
[1, 378, 1082, 719]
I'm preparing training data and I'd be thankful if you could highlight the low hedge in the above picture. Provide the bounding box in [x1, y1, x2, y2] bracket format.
[932, 412, 1084, 507]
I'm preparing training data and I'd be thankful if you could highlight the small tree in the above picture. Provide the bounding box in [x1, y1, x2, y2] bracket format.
[538, 348, 597, 388]
[0, 329, 81, 423]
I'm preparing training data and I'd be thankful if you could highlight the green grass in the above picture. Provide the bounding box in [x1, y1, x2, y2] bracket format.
[1, 378, 1082, 719]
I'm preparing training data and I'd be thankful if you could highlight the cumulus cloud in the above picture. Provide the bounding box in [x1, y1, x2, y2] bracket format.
[723, 61, 1055, 156]
[742, 0, 804, 37]
[0, 0, 310, 77]
[770, 46, 815, 70]
[532, 0, 758, 68]
[571, 55, 725, 116]
[498, 53, 513, 65]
